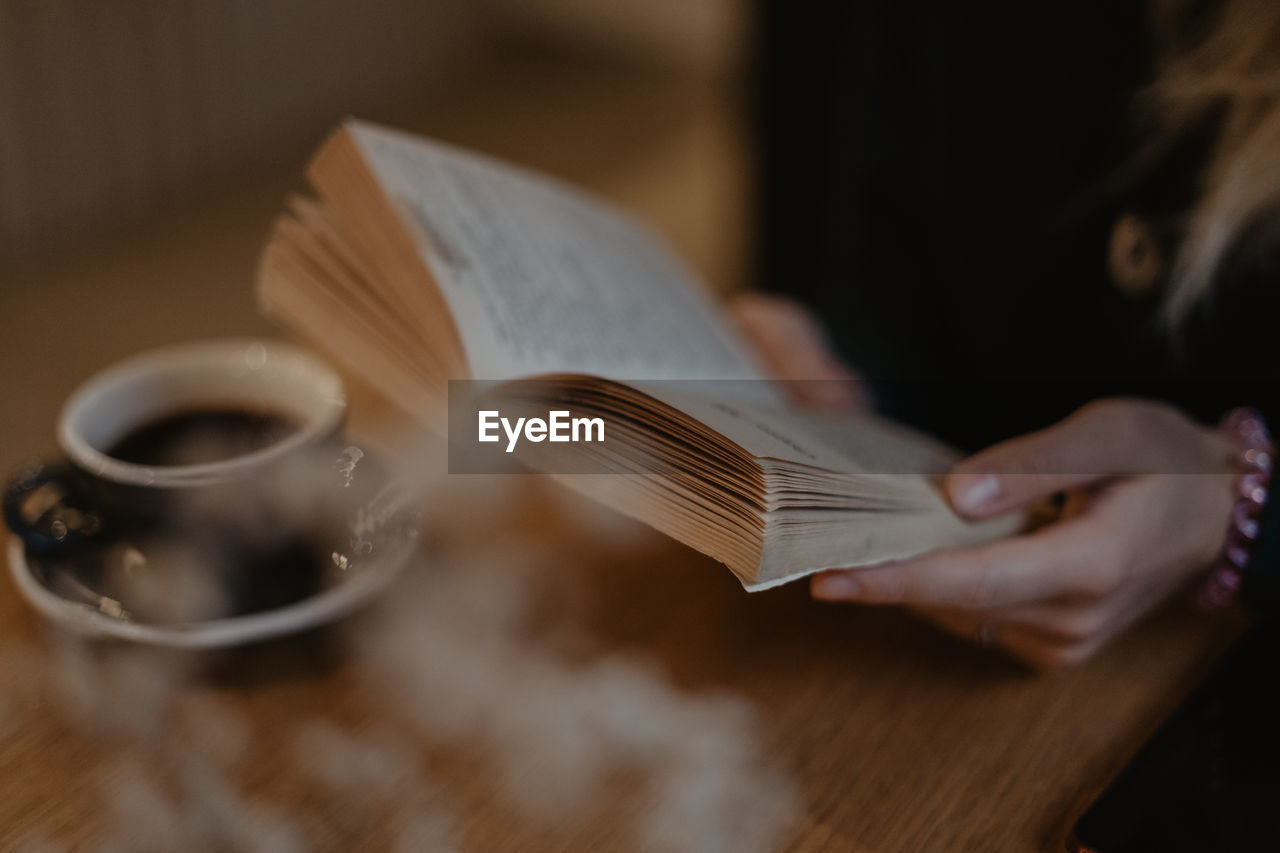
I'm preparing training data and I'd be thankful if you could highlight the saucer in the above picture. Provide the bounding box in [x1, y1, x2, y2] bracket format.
[5, 455, 419, 649]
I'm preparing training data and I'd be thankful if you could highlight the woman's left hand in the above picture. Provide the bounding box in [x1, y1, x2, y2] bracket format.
[811, 399, 1239, 670]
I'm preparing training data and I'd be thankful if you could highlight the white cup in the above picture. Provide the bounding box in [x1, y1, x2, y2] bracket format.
[6, 339, 346, 554]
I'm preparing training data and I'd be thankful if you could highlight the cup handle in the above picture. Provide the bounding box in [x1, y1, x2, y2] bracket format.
[3, 460, 104, 556]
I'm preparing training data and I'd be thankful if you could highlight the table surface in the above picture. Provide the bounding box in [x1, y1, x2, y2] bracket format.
[0, 57, 1248, 853]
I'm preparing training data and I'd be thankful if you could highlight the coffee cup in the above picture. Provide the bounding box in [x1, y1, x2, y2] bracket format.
[3, 339, 347, 557]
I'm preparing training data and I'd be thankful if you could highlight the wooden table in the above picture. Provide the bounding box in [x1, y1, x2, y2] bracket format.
[0, 57, 1249, 853]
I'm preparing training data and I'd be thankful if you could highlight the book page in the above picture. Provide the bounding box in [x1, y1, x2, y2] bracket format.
[785, 410, 963, 476]
[344, 120, 765, 384]
[634, 382, 956, 475]
[634, 383, 860, 471]
[750, 500, 1023, 591]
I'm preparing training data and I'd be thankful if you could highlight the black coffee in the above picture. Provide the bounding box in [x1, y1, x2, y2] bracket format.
[106, 408, 299, 466]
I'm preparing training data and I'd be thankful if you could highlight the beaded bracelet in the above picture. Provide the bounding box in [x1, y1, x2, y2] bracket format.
[1198, 407, 1274, 610]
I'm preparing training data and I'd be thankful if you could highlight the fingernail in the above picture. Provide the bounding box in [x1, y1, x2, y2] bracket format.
[812, 573, 860, 600]
[953, 474, 1000, 512]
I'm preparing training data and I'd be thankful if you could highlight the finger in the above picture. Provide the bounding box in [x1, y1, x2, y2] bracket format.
[1008, 569, 1185, 647]
[726, 293, 868, 412]
[946, 400, 1204, 518]
[728, 293, 826, 352]
[913, 607, 1086, 671]
[727, 293, 832, 377]
[915, 600, 1090, 644]
[945, 411, 1117, 518]
[919, 596, 1113, 648]
[810, 514, 1123, 610]
[918, 562, 1182, 669]
[996, 624, 1108, 671]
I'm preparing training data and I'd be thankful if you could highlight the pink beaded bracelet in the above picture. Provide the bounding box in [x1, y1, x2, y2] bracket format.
[1198, 407, 1274, 610]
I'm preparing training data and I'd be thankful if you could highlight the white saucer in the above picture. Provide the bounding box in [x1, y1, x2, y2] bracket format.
[6, 531, 414, 649]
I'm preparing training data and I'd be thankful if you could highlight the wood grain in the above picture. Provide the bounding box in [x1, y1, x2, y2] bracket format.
[0, 506, 1247, 852]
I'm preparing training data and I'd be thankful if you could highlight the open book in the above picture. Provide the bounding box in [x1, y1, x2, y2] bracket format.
[257, 119, 1018, 590]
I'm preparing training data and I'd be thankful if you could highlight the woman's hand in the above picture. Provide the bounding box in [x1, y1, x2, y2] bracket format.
[725, 294, 1237, 669]
[811, 399, 1239, 670]
[727, 292, 869, 414]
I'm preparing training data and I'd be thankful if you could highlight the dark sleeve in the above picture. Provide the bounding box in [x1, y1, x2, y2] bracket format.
[750, 0, 1153, 448]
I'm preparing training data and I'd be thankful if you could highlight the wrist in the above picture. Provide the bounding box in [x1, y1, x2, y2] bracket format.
[1198, 408, 1273, 609]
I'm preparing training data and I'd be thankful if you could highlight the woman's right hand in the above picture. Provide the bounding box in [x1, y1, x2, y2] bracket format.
[810, 399, 1238, 669]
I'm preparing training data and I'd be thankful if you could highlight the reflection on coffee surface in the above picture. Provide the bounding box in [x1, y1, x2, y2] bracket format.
[106, 408, 298, 466]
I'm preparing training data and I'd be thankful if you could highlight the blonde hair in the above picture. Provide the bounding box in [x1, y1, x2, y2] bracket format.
[1146, 0, 1280, 319]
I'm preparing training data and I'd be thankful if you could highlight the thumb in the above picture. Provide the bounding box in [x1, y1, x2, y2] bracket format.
[945, 404, 1139, 518]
